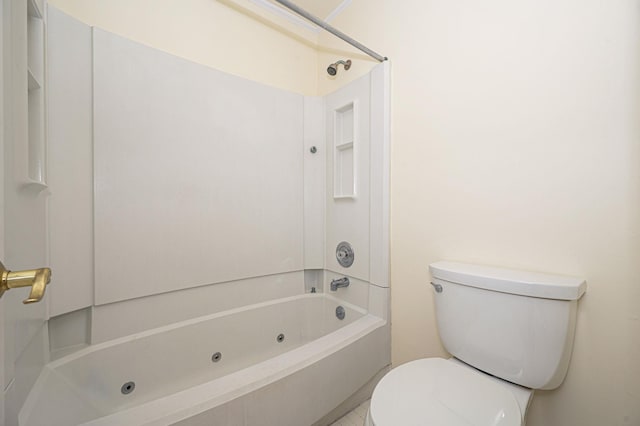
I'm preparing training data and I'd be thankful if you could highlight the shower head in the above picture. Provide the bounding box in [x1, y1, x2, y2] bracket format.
[327, 59, 352, 76]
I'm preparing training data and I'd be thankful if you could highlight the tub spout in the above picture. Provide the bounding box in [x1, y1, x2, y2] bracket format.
[330, 277, 350, 291]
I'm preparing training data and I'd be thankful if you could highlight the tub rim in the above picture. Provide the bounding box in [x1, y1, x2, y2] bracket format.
[48, 293, 368, 369]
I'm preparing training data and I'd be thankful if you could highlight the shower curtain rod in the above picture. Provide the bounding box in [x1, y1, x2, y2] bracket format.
[274, 0, 387, 62]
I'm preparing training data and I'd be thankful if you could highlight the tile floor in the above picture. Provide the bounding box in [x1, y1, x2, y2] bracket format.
[329, 399, 370, 426]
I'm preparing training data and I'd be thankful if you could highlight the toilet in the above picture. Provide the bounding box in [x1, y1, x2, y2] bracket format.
[367, 261, 586, 426]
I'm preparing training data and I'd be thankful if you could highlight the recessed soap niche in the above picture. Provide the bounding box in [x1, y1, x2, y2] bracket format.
[333, 102, 356, 199]
[26, 0, 47, 187]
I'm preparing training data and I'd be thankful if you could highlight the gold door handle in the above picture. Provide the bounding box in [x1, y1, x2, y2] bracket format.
[0, 260, 51, 304]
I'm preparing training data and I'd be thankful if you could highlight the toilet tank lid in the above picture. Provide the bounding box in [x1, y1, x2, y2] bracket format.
[430, 261, 587, 300]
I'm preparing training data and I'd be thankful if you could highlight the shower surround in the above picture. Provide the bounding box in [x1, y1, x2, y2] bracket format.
[30, 7, 390, 425]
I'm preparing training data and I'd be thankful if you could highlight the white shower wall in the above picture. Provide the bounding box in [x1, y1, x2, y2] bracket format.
[47, 6, 93, 317]
[324, 75, 371, 282]
[92, 28, 304, 304]
[47, 7, 388, 345]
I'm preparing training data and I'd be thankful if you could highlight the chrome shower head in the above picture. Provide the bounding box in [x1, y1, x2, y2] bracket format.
[327, 59, 352, 76]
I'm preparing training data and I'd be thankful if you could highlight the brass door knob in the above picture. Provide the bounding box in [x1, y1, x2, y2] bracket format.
[0, 260, 51, 304]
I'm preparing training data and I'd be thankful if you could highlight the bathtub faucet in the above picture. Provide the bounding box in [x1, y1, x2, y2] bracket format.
[330, 277, 350, 291]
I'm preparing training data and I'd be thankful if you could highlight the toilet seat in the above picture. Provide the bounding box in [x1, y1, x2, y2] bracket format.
[368, 358, 524, 426]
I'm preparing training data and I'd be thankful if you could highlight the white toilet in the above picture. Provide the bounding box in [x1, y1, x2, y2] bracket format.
[366, 261, 586, 426]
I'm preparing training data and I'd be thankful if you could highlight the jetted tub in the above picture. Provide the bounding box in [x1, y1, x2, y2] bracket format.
[20, 294, 389, 426]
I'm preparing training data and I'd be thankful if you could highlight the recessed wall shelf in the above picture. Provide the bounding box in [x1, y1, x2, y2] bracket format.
[24, 0, 47, 189]
[333, 102, 356, 199]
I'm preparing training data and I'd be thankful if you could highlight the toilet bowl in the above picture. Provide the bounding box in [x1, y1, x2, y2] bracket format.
[365, 261, 586, 426]
[365, 358, 532, 426]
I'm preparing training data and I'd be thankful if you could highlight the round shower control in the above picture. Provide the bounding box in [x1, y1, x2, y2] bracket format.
[336, 241, 354, 268]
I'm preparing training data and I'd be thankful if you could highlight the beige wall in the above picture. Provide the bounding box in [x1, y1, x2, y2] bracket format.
[46, 1, 640, 424]
[320, 1, 640, 425]
[48, 0, 319, 95]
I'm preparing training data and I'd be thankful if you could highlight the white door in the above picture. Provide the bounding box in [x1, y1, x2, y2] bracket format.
[1, 0, 50, 425]
[1, 0, 6, 419]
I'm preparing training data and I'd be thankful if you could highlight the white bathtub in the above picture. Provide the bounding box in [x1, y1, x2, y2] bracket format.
[21, 294, 389, 426]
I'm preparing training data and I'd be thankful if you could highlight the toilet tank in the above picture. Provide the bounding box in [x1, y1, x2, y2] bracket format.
[429, 261, 586, 390]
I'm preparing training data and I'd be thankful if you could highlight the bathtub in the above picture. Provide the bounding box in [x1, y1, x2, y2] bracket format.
[20, 293, 389, 426]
